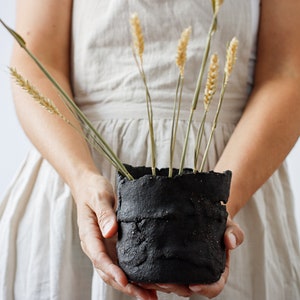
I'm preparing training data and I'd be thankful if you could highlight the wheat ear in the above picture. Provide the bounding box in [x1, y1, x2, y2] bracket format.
[176, 27, 192, 77]
[9, 67, 71, 124]
[178, 3, 222, 175]
[130, 12, 144, 64]
[168, 27, 192, 177]
[130, 13, 156, 176]
[2, 20, 133, 180]
[199, 37, 238, 172]
[224, 37, 239, 84]
[194, 54, 219, 172]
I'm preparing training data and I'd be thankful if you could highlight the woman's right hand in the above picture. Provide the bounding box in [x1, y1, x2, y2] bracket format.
[72, 170, 158, 300]
[8, 0, 156, 298]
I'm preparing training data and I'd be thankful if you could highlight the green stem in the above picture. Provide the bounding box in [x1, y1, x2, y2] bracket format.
[133, 52, 156, 176]
[1, 20, 133, 180]
[169, 74, 183, 177]
[199, 76, 227, 172]
[178, 13, 218, 175]
[193, 111, 207, 172]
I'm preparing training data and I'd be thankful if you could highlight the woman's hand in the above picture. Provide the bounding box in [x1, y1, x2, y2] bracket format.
[72, 171, 158, 300]
[72, 169, 243, 299]
[139, 216, 244, 299]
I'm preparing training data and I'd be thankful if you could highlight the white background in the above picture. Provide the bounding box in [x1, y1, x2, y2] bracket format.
[1, 2, 299, 235]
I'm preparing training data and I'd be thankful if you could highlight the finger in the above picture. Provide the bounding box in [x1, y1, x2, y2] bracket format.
[155, 284, 192, 297]
[96, 202, 118, 238]
[78, 204, 128, 287]
[82, 176, 118, 238]
[224, 218, 244, 250]
[98, 269, 158, 300]
[137, 283, 170, 294]
[78, 206, 158, 299]
[139, 283, 192, 297]
[89, 188, 118, 238]
[189, 250, 230, 299]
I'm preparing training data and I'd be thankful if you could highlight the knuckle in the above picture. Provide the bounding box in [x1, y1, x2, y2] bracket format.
[101, 274, 110, 285]
[90, 254, 102, 269]
[97, 209, 112, 222]
[78, 224, 92, 245]
[80, 240, 88, 255]
[97, 209, 114, 229]
[93, 189, 115, 207]
[97, 269, 110, 285]
[78, 227, 87, 241]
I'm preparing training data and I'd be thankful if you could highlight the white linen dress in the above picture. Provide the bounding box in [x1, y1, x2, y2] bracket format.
[1, 0, 300, 299]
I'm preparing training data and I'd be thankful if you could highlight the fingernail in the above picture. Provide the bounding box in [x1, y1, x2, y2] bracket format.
[115, 277, 126, 288]
[229, 232, 237, 249]
[102, 219, 114, 237]
[102, 225, 110, 237]
[156, 284, 169, 288]
[190, 286, 202, 293]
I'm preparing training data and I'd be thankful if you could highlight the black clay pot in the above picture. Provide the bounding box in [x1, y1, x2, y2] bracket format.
[116, 164, 232, 284]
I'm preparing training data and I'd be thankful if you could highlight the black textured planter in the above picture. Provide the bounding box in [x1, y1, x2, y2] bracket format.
[116, 164, 232, 284]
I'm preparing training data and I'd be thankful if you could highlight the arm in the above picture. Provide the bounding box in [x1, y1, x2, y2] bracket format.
[215, 0, 300, 218]
[11, 1, 155, 299]
[186, 0, 300, 298]
[12, 0, 94, 196]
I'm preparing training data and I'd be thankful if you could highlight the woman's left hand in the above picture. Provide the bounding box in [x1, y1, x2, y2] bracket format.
[139, 217, 244, 298]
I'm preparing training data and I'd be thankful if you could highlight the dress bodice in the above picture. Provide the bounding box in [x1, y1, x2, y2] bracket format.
[71, 0, 260, 124]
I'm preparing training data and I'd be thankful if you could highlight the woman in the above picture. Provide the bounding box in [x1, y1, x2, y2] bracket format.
[0, 0, 299, 299]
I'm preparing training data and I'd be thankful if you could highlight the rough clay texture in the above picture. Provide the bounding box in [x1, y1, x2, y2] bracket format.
[116, 165, 231, 284]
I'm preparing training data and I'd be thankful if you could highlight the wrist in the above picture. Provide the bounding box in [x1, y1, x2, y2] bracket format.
[226, 179, 251, 218]
[66, 162, 102, 194]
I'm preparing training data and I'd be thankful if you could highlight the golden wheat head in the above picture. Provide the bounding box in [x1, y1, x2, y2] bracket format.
[9, 67, 70, 123]
[176, 26, 192, 77]
[224, 37, 238, 84]
[130, 13, 145, 62]
[204, 53, 219, 110]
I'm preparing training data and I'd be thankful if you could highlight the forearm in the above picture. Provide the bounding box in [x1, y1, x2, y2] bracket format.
[215, 79, 300, 217]
[11, 55, 100, 191]
[8, 0, 97, 192]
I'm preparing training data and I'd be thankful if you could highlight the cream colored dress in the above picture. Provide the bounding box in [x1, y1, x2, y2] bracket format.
[1, 0, 299, 299]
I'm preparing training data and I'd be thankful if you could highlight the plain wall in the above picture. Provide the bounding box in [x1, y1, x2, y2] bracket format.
[1, 1, 299, 237]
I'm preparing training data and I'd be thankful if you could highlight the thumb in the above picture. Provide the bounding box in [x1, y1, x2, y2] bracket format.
[95, 193, 118, 238]
[97, 207, 118, 238]
[224, 217, 244, 250]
